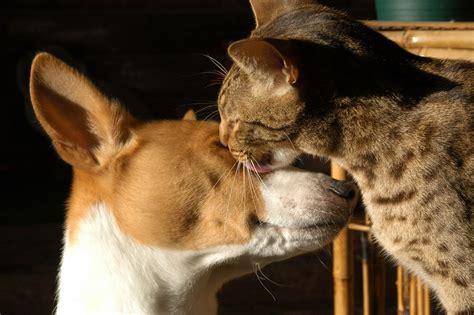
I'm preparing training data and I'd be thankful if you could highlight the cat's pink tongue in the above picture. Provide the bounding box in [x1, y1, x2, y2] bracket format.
[245, 162, 273, 174]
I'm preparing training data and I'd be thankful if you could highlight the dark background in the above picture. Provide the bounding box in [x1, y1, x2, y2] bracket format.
[0, 1, 402, 314]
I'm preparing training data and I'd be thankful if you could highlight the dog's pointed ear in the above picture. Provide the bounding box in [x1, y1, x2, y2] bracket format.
[250, 0, 315, 27]
[228, 39, 298, 90]
[182, 109, 197, 121]
[29, 52, 134, 170]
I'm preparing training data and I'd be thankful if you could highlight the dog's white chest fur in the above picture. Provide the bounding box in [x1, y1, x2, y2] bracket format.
[56, 204, 218, 315]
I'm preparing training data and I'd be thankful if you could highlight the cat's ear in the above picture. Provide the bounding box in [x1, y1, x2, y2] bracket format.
[228, 39, 298, 88]
[183, 109, 197, 121]
[30, 52, 134, 170]
[250, 0, 315, 27]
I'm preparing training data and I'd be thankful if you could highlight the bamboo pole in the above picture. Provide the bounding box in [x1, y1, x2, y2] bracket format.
[360, 232, 370, 315]
[397, 266, 405, 315]
[406, 48, 474, 62]
[374, 252, 386, 315]
[365, 21, 474, 31]
[424, 286, 431, 315]
[417, 278, 424, 314]
[379, 30, 474, 49]
[409, 275, 417, 315]
[364, 212, 377, 314]
[348, 222, 371, 232]
[331, 161, 354, 315]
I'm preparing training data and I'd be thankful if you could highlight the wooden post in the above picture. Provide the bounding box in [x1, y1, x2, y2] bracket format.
[397, 266, 405, 315]
[424, 286, 431, 315]
[417, 278, 424, 314]
[360, 232, 370, 315]
[332, 161, 354, 315]
[409, 275, 417, 315]
[365, 215, 376, 315]
[374, 252, 387, 315]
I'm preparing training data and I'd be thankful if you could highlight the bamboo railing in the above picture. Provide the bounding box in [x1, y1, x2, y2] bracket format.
[332, 163, 354, 315]
[331, 21, 474, 315]
[366, 21, 474, 62]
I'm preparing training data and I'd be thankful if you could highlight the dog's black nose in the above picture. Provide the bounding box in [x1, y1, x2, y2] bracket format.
[329, 180, 355, 199]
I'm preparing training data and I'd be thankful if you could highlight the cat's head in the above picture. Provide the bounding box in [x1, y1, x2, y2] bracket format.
[218, 36, 305, 172]
[218, 0, 413, 170]
[218, 0, 343, 171]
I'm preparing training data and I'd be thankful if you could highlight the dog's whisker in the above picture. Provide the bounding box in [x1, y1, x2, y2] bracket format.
[253, 263, 276, 301]
[256, 263, 285, 287]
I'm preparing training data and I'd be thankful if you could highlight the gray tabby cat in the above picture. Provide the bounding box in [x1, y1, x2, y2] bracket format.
[217, 1, 473, 313]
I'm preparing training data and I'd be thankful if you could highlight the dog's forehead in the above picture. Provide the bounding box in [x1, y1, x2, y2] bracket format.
[101, 120, 264, 250]
[126, 121, 231, 179]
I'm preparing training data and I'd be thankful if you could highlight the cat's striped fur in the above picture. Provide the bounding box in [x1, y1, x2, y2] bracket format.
[218, 1, 473, 313]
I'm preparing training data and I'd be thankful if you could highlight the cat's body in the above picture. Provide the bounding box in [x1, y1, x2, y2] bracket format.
[218, 1, 473, 312]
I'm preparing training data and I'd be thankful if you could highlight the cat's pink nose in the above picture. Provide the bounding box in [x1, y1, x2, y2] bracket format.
[219, 121, 229, 147]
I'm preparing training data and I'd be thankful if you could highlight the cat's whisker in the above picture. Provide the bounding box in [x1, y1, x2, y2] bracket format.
[200, 70, 227, 78]
[206, 81, 225, 88]
[189, 70, 226, 81]
[203, 57, 228, 79]
[199, 160, 238, 225]
[202, 110, 219, 121]
[242, 161, 246, 217]
[178, 101, 216, 109]
[246, 166, 261, 224]
[283, 131, 298, 153]
[194, 104, 218, 115]
[199, 161, 238, 222]
[223, 160, 239, 233]
[202, 54, 228, 75]
[209, 161, 237, 196]
[235, 162, 244, 220]
[203, 111, 220, 122]
[249, 158, 268, 190]
[209, 77, 224, 83]
[198, 110, 220, 128]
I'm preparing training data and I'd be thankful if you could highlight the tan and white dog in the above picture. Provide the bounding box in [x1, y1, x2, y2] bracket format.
[29, 53, 357, 315]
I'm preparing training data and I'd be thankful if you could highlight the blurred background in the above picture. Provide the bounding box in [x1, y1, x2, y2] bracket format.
[1, 0, 470, 314]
